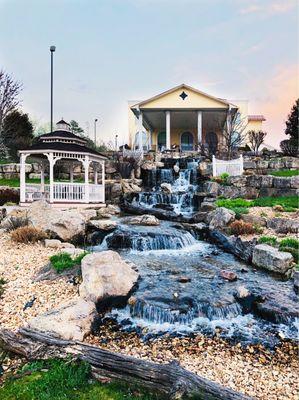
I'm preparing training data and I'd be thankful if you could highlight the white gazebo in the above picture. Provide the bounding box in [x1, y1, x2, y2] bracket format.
[19, 120, 107, 206]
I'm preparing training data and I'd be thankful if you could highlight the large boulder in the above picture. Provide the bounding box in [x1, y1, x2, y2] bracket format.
[206, 207, 235, 230]
[27, 200, 86, 242]
[125, 214, 160, 226]
[27, 298, 96, 341]
[97, 204, 121, 218]
[252, 244, 294, 275]
[80, 251, 139, 303]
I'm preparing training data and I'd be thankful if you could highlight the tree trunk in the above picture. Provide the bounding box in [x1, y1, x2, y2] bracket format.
[0, 328, 251, 400]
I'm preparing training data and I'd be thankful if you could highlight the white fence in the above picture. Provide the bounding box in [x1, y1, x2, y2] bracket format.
[212, 155, 244, 177]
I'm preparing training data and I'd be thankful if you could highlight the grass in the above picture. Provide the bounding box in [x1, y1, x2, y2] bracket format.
[258, 236, 278, 246]
[216, 196, 298, 212]
[269, 169, 299, 177]
[49, 252, 89, 273]
[0, 359, 160, 400]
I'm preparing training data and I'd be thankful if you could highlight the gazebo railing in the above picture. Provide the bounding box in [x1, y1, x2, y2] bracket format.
[25, 182, 104, 203]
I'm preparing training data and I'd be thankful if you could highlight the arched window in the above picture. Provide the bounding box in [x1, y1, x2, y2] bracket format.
[157, 131, 166, 151]
[181, 131, 194, 151]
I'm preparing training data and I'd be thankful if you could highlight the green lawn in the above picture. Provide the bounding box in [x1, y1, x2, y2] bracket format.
[216, 196, 298, 212]
[0, 359, 161, 400]
[269, 169, 299, 177]
[0, 177, 84, 188]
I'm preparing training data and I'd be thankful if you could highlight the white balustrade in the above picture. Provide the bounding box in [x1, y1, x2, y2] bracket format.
[212, 155, 244, 177]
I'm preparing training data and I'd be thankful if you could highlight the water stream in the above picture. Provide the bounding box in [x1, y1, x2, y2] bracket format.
[92, 220, 299, 347]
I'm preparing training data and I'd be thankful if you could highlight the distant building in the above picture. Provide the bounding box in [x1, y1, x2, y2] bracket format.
[128, 84, 265, 152]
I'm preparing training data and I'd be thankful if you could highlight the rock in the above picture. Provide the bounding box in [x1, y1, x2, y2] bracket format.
[125, 215, 160, 226]
[273, 177, 291, 188]
[79, 251, 139, 303]
[206, 207, 235, 230]
[63, 248, 86, 257]
[173, 164, 180, 173]
[122, 181, 142, 194]
[44, 239, 62, 248]
[27, 298, 96, 341]
[220, 270, 237, 281]
[290, 176, 299, 189]
[200, 202, 216, 212]
[178, 276, 191, 283]
[252, 244, 294, 275]
[241, 214, 267, 227]
[236, 286, 250, 298]
[97, 205, 121, 218]
[89, 219, 117, 231]
[79, 209, 97, 221]
[160, 182, 172, 194]
[294, 270, 299, 289]
[202, 181, 219, 195]
[267, 218, 299, 234]
[27, 200, 86, 242]
[141, 161, 156, 171]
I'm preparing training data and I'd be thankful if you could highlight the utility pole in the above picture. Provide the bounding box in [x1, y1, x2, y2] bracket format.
[94, 118, 98, 146]
[50, 45, 56, 132]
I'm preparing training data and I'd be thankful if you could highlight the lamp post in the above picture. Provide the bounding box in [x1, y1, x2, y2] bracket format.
[115, 134, 118, 151]
[94, 118, 98, 146]
[50, 45, 56, 133]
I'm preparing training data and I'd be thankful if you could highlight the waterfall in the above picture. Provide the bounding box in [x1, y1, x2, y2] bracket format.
[129, 299, 243, 325]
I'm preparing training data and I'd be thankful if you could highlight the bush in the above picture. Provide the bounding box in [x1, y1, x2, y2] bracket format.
[258, 236, 278, 246]
[270, 169, 299, 177]
[231, 207, 249, 219]
[11, 226, 47, 243]
[253, 196, 298, 210]
[0, 277, 6, 298]
[280, 138, 298, 156]
[4, 214, 30, 231]
[0, 187, 19, 206]
[279, 237, 299, 250]
[229, 220, 256, 235]
[279, 246, 298, 264]
[50, 251, 89, 273]
[216, 198, 252, 209]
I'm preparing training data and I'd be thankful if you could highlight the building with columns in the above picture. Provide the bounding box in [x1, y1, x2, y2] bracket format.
[19, 119, 107, 206]
[128, 84, 265, 152]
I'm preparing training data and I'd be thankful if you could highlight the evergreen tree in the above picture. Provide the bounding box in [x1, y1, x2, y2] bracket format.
[285, 99, 299, 139]
[2, 110, 34, 161]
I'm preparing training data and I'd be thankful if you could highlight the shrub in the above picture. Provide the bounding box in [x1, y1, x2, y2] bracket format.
[4, 214, 30, 231]
[270, 169, 299, 177]
[279, 237, 299, 250]
[229, 220, 256, 235]
[216, 198, 252, 209]
[253, 196, 298, 210]
[231, 207, 249, 219]
[50, 251, 89, 273]
[279, 246, 298, 264]
[0, 277, 6, 298]
[258, 236, 278, 246]
[0, 187, 19, 206]
[11, 226, 47, 243]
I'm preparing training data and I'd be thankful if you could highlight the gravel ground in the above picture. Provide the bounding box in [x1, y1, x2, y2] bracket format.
[0, 230, 298, 399]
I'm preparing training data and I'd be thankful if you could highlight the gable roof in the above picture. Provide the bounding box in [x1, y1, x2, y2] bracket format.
[131, 84, 238, 109]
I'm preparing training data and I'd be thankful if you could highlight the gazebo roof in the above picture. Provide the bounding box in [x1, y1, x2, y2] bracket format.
[20, 120, 107, 160]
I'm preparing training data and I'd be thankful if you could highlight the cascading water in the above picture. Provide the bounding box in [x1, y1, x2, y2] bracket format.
[132, 159, 199, 215]
[92, 218, 299, 347]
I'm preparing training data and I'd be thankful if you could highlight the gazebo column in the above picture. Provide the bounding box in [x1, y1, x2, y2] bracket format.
[101, 161, 105, 203]
[138, 112, 143, 150]
[69, 162, 74, 183]
[83, 156, 90, 203]
[20, 153, 28, 203]
[40, 161, 45, 192]
[166, 111, 171, 149]
[94, 164, 98, 184]
[197, 111, 203, 147]
[48, 153, 55, 203]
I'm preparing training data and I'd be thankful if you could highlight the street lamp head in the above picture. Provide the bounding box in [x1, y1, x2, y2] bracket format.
[50, 45, 56, 52]
[95, 118, 98, 122]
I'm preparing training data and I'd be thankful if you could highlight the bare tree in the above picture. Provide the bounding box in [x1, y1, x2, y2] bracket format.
[222, 110, 248, 159]
[0, 70, 22, 133]
[248, 130, 267, 155]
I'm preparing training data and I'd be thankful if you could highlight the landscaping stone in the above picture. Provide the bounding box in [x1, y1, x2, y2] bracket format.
[44, 239, 63, 248]
[273, 177, 291, 188]
[125, 214, 160, 226]
[160, 182, 172, 194]
[206, 207, 235, 230]
[241, 214, 267, 227]
[88, 219, 117, 231]
[220, 270, 237, 281]
[27, 298, 96, 341]
[252, 244, 294, 275]
[267, 218, 299, 234]
[28, 200, 86, 242]
[97, 204, 121, 218]
[79, 251, 139, 304]
[293, 270, 299, 289]
[202, 181, 219, 195]
[290, 176, 299, 189]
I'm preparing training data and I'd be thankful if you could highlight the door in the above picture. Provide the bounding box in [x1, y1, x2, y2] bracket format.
[157, 131, 166, 151]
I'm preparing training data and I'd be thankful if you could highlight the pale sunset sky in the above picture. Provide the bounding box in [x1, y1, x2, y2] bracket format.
[0, 0, 298, 147]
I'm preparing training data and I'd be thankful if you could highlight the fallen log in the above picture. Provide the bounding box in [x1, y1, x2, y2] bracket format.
[0, 328, 251, 400]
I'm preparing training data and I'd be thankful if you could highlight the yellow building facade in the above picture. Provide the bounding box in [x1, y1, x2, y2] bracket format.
[128, 84, 265, 152]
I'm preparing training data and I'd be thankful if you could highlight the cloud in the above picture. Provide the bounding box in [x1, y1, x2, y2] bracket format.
[239, 0, 296, 16]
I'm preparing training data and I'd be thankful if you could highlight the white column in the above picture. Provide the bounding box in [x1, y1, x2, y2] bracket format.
[20, 153, 27, 203]
[166, 111, 171, 149]
[83, 156, 90, 203]
[101, 161, 105, 203]
[94, 164, 98, 184]
[138, 112, 143, 150]
[69, 162, 74, 183]
[148, 130, 152, 150]
[212, 155, 217, 177]
[40, 161, 45, 192]
[48, 153, 54, 203]
[197, 111, 202, 146]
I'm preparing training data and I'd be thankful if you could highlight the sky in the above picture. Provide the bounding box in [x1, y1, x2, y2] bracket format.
[0, 0, 298, 148]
